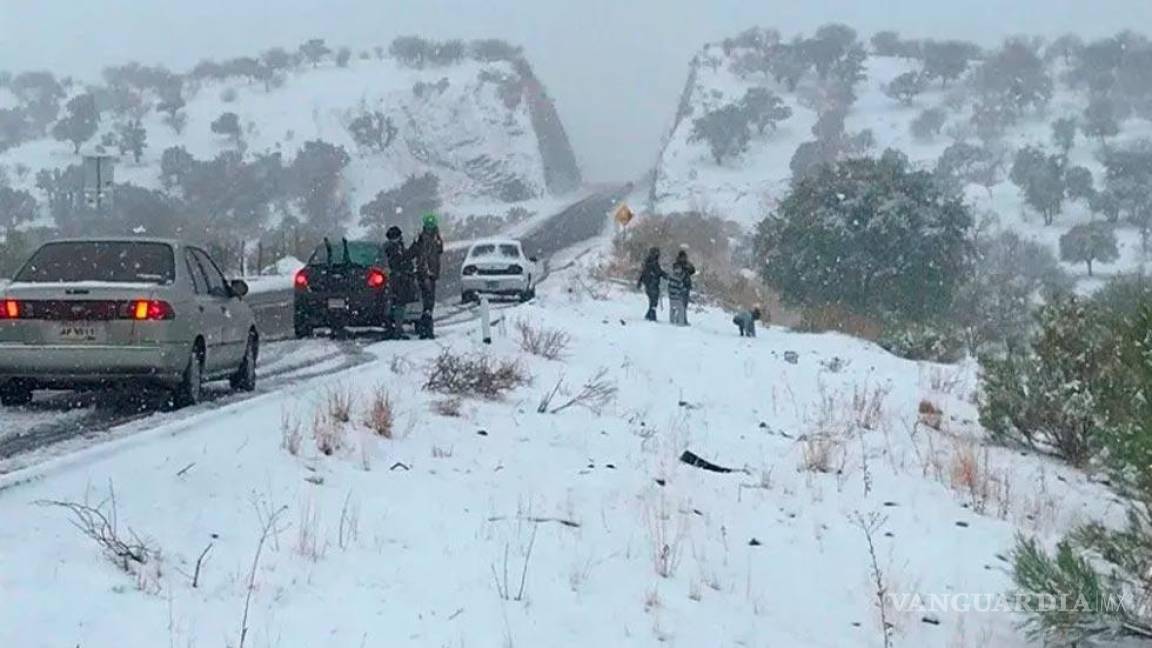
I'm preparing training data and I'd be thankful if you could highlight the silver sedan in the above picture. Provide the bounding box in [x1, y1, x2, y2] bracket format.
[0, 238, 258, 408]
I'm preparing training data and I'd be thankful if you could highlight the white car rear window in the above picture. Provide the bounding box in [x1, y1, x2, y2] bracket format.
[471, 244, 520, 258]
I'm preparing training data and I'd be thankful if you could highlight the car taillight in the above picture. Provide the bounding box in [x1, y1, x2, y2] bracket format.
[0, 299, 19, 319]
[463, 265, 477, 276]
[128, 300, 175, 321]
[294, 270, 310, 290]
[366, 267, 387, 289]
[508, 264, 523, 274]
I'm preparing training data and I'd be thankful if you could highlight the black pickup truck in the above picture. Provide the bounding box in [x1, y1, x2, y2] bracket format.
[293, 239, 399, 337]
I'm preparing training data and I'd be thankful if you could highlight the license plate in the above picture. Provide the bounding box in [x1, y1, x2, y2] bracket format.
[486, 281, 499, 289]
[58, 323, 103, 343]
[327, 298, 348, 310]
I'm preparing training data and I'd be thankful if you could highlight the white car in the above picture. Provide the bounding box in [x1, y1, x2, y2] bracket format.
[460, 239, 539, 303]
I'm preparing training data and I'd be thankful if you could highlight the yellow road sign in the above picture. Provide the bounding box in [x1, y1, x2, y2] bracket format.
[614, 203, 634, 226]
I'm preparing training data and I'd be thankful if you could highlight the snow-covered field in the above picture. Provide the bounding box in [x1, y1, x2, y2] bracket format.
[0, 240, 1122, 647]
[652, 46, 1152, 284]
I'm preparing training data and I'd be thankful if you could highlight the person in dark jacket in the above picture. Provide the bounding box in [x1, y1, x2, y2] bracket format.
[412, 213, 445, 339]
[667, 249, 696, 326]
[636, 247, 667, 321]
[382, 226, 417, 339]
[733, 307, 762, 337]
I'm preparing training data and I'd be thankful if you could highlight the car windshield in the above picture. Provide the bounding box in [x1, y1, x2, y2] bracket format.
[307, 241, 381, 266]
[471, 244, 520, 258]
[14, 241, 175, 284]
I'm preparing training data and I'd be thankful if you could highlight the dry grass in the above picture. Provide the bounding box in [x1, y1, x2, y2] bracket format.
[364, 387, 394, 439]
[645, 495, 688, 579]
[312, 409, 346, 456]
[801, 434, 844, 474]
[37, 484, 157, 577]
[325, 386, 354, 424]
[516, 319, 571, 360]
[296, 498, 326, 562]
[281, 411, 303, 456]
[799, 304, 885, 342]
[424, 349, 530, 400]
[853, 384, 892, 430]
[948, 438, 1010, 516]
[431, 398, 463, 417]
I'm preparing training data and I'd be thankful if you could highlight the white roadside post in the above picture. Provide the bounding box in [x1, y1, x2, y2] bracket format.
[479, 295, 492, 344]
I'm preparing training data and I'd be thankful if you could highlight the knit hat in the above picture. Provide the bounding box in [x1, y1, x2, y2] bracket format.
[386, 226, 402, 240]
[422, 213, 438, 230]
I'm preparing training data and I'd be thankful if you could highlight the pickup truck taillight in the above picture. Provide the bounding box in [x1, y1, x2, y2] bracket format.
[294, 269, 310, 290]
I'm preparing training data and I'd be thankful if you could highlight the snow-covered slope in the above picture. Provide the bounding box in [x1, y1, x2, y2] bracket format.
[0, 246, 1119, 647]
[0, 53, 581, 224]
[652, 40, 1152, 284]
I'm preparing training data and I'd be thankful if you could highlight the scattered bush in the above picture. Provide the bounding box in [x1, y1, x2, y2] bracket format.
[365, 387, 394, 438]
[516, 319, 571, 360]
[878, 321, 967, 363]
[756, 150, 973, 322]
[424, 349, 529, 400]
[1059, 222, 1119, 276]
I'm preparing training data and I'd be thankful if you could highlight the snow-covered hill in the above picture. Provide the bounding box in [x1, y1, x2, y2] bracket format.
[0, 240, 1119, 647]
[0, 47, 582, 231]
[651, 36, 1152, 284]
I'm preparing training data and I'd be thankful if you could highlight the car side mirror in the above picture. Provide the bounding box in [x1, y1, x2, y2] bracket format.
[229, 279, 250, 298]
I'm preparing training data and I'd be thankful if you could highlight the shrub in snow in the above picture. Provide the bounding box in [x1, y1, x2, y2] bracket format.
[1011, 299, 1152, 641]
[920, 39, 981, 87]
[1011, 145, 1068, 225]
[689, 104, 752, 165]
[115, 119, 147, 163]
[971, 38, 1054, 115]
[1059, 222, 1119, 276]
[423, 349, 529, 400]
[883, 71, 927, 105]
[1100, 139, 1152, 249]
[934, 141, 1002, 195]
[950, 230, 1072, 355]
[515, 319, 571, 360]
[909, 107, 946, 142]
[1082, 96, 1121, 143]
[298, 38, 331, 67]
[359, 172, 441, 238]
[756, 149, 973, 322]
[347, 111, 397, 153]
[364, 388, 394, 439]
[210, 111, 241, 141]
[878, 321, 966, 363]
[335, 47, 352, 68]
[1051, 116, 1079, 153]
[979, 297, 1113, 465]
[0, 186, 38, 234]
[52, 93, 99, 153]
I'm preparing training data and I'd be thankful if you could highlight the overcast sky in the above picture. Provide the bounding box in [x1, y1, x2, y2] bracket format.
[2, 0, 1149, 181]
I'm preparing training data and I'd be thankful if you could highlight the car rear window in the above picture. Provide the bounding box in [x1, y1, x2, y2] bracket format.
[308, 241, 381, 266]
[471, 244, 519, 258]
[15, 241, 176, 284]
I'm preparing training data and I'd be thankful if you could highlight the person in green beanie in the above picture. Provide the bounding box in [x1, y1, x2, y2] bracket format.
[412, 213, 445, 339]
